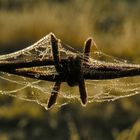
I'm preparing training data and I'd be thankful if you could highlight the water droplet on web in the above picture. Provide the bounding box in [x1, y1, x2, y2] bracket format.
[135, 91, 139, 94]
[0, 90, 3, 95]
[1, 91, 6, 95]
[7, 73, 11, 77]
[22, 77, 26, 80]
[35, 74, 40, 78]
[14, 56, 17, 59]
[45, 106, 49, 110]
[31, 91, 35, 95]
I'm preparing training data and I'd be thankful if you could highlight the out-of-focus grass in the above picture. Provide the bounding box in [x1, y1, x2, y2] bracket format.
[0, 0, 140, 140]
[117, 120, 140, 140]
[0, 0, 139, 58]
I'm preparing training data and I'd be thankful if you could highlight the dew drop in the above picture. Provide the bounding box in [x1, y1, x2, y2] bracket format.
[45, 107, 49, 110]
[135, 91, 139, 94]
[14, 56, 17, 59]
[124, 60, 127, 63]
[0, 90, 3, 94]
[6, 73, 11, 77]
[35, 74, 40, 78]
[1, 91, 6, 95]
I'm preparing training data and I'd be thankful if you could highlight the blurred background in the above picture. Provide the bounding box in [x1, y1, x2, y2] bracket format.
[0, 0, 140, 139]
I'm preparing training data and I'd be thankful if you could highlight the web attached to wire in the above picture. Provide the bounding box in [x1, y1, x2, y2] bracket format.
[0, 32, 140, 110]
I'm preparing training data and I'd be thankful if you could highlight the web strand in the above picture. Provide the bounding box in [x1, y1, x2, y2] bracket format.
[0, 33, 140, 110]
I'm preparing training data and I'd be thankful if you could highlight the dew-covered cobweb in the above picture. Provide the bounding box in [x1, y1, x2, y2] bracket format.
[0, 32, 140, 110]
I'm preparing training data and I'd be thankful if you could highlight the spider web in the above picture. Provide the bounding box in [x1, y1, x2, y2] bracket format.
[0, 33, 140, 110]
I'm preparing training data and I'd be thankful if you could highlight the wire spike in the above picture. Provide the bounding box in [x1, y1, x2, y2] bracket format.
[78, 77, 87, 106]
[50, 33, 62, 73]
[83, 37, 93, 62]
[47, 81, 61, 109]
[78, 58, 88, 106]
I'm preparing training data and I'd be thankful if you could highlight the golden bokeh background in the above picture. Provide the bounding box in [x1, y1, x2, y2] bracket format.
[0, 0, 140, 140]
